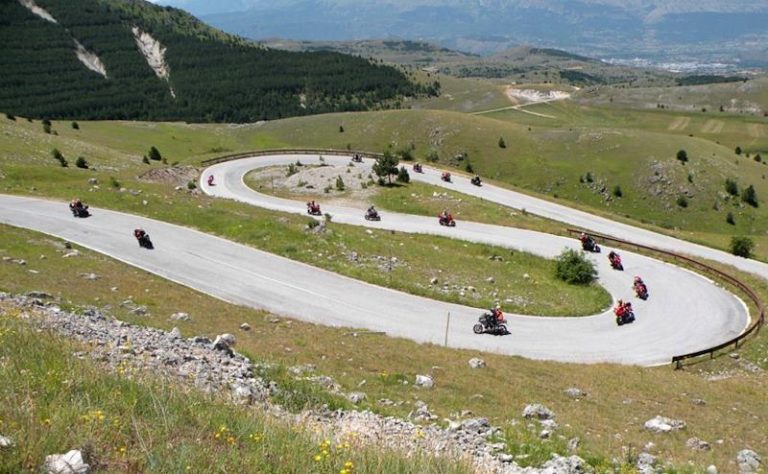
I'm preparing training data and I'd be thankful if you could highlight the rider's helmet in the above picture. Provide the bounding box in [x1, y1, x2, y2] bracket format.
[634, 276, 641, 283]
[580, 232, 586, 239]
[617, 299, 623, 306]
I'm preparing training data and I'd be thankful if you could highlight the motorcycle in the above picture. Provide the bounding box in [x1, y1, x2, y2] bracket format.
[69, 202, 90, 218]
[473, 312, 509, 335]
[580, 237, 601, 253]
[616, 309, 636, 326]
[364, 209, 381, 221]
[413, 163, 423, 173]
[351, 154, 363, 163]
[470, 176, 482, 186]
[438, 214, 456, 227]
[207, 175, 215, 186]
[634, 283, 649, 300]
[307, 202, 322, 216]
[134, 230, 154, 249]
[608, 252, 623, 270]
[441, 172, 452, 182]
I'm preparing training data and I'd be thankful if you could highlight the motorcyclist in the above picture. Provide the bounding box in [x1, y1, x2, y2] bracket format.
[633, 276, 647, 293]
[70, 198, 83, 210]
[367, 205, 378, 218]
[134, 228, 146, 240]
[307, 200, 320, 214]
[207, 175, 215, 186]
[608, 250, 621, 266]
[491, 304, 505, 323]
[614, 299, 626, 318]
[439, 209, 453, 224]
[413, 163, 422, 172]
[471, 175, 481, 185]
[441, 171, 451, 181]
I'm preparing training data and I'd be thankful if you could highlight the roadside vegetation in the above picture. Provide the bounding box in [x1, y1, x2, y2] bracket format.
[0, 308, 469, 474]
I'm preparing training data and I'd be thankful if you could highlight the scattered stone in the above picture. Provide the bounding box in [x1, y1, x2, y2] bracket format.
[523, 273, 530, 279]
[523, 403, 555, 420]
[539, 419, 558, 430]
[212, 333, 236, 355]
[691, 398, 707, 406]
[410, 401, 437, 421]
[468, 358, 486, 369]
[63, 250, 80, 258]
[167, 327, 181, 340]
[231, 384, 255, 405]
[169, 312, 190, 322]
[0, 435, 13, 448]
[347, 392, 366, 404]
[239, 323, 251, 331]
[485, 276, 495, 284]
[636, 452, 658, 474]
[88, 178, 98, 185]
[79, 273, 99, 281]
[378, 398, 395, 406]
[567, 437, 580, 452]
[706, 465, 717, 474]
[461, 418, 490, 434]
[414, 374, 433, 388]
[44, 449, 90, 474]
[729, 352, 741, 360]
[13, 259, 27, 265]
[564, 387, 586, 399]
[686, 437, 711, 451]
[541, 455, 589, 473]
[644, 415, 686, 433]
[737, 449, 761, 473]
[307, 375, 340, 392]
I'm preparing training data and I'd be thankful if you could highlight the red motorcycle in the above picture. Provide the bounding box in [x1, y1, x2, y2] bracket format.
[438, 213, 456, 227]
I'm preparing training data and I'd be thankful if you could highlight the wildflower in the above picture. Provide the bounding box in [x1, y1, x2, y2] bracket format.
[314, 455, 322, 462]
[344, 461, 354, 469]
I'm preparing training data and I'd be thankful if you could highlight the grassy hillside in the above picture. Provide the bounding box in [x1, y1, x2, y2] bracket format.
[4, 107, 768, 259]
[0, 0, 431, 122]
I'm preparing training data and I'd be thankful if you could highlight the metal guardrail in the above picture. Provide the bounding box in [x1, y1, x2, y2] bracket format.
[567, 229, 765, 368]
[200, 148, 384, 166]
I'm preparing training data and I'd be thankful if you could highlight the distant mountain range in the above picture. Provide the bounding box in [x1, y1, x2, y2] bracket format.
[151, 0, 768, 68]
[0, 0, 429, 122]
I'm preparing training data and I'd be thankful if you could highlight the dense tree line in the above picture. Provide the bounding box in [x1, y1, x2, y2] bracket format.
[0, 0, 434, 123]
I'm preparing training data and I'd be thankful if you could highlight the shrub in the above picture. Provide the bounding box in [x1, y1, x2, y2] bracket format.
[465, 162, 474, 173]
[426, 149, 439, 163]
[397, 147, 413, 161]
[43, 123, 52, 134]
[742, 185, 758, 207]
[725, 178, 739, 196]
[307, 219, 320, 229]
[396, 166, 410, 183]
[5, 113, 15, 121]
[676, 149, 688, 163]
[324, 184, 332, 193]
[730, 236, 754, 258]
[585, 172, 593, 183]
[755, 153, 763, 163]
[187, 180, 197, 190]
[612, 185, 623, 197]
[338, 124, 344, 133]
[148, 146, 162, 161]
[51, 148, 67, 167]
[109, 176, 121, 188]
[687, 173, 694, 183]
[735, 146, 742, 155]
[75, 157, 88, 169]
[335, 175, 345, 191]
[71, 121, 79, 130]
[555, 248, 597, 285]
[142, 155, 150, 165]
[726, 212, 735, 225]
[498, 137, 506, 148]
[676, 195, 688, 208]
[286, 163, 298, 177]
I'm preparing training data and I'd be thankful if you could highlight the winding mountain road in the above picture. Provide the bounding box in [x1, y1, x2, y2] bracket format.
[0, 152, 754, 366]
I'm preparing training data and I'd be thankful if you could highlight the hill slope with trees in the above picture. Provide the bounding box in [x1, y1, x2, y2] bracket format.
[0, 0, 434, 122]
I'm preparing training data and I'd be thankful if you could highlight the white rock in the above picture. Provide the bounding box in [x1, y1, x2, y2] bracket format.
[706, 465, 717, 474]
[239, 323, 251, 331]
[686, 437, 711, 451]
[636, 452, 658, 474]
[468, 358, 486, 369]
[737, 449, 761, 473]
[347, 392, 366, 404]
[485, 276, 495, 283]
[564, 387, 586, 399]
[169, 312, 190, 321]
[414, 374, 433, 388]
[523, 403, 555, 420]
[0, 435, 13, 448]
[644, 415, 686, 433]
[231, 385, 254, 405]
[167, 327, 181, 340]
[212, 333, 236, 352]
[45, 449, 90, 474]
